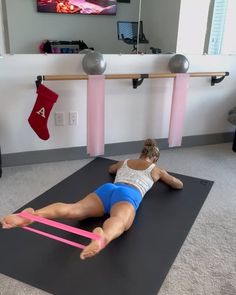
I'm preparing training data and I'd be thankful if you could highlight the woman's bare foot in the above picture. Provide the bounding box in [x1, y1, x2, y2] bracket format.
[1, 208, 35, 229]
[80, 227, 106, 260]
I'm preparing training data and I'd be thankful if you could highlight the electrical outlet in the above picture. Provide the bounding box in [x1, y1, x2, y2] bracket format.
[69, 111, 78, 125]
[55, 112, 65, 126]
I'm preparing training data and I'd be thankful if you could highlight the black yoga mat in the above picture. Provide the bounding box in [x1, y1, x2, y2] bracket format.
[0, 157, 213, 295]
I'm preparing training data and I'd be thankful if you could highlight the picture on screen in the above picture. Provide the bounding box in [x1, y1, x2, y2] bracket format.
[37, 0, 117, 15]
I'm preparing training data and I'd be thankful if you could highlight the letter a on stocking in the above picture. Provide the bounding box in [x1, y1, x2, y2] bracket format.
[28, 84, 58, 140]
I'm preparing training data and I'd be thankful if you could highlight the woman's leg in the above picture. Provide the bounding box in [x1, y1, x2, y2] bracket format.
[1, 193, 105, 229]
[80, 201, 136, 260]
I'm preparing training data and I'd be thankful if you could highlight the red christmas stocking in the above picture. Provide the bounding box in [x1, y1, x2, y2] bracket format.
[28, 84, 58, 140]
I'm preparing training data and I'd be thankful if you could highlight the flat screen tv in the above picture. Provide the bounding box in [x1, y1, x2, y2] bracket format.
[37, 0, 117, 15]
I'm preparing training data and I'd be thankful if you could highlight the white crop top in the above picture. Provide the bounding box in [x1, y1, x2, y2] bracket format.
[114, 159, 155, 197]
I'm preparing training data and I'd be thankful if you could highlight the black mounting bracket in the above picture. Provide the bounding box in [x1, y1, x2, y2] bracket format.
[35, 75, 43, 89]
[132, 74, 149, 89]
[211, 71, 229, 86]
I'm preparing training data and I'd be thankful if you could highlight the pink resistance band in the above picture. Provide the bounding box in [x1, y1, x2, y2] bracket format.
[168, 73, 190, 147]
[18, 211, 102, 250]
[87, 75, 105, 157]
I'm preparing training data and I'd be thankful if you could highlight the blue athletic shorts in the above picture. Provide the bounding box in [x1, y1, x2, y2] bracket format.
[95, 182, 142, 214]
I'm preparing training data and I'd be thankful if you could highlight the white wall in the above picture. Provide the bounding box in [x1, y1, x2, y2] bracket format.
[177, 0, 210, 54]
[0, 53, 235, 155]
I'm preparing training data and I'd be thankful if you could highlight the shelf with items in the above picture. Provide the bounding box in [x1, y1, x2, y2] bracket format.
[39, 40, 92, 54]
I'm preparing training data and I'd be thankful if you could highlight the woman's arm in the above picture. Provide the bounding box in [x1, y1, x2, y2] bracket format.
[108, 161, 123, 174]
[158, 168, 183, 189]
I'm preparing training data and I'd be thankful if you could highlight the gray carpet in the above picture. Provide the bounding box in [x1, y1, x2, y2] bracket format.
[0, 143, 235, 295]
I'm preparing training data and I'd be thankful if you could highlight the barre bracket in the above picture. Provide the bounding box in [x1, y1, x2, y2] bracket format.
[35, 75, 43, 89]
[132, 74, 149, 89]
[211, 72, 229, 86]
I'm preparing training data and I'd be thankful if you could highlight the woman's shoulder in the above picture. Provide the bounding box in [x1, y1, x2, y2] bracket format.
[150, 166, 162, 182]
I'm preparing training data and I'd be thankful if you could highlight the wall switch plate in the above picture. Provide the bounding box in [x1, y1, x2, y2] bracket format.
[69, 111, 78, 125]
[55, 112, 65, 126]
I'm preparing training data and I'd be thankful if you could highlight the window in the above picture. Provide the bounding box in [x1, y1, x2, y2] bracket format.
[208, 0, 228, 54]
[0, 0, 6, 56]
[208, 0, 236, 55]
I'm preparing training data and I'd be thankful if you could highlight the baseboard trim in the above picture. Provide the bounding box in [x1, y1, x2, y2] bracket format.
[2, 132, 234, 167]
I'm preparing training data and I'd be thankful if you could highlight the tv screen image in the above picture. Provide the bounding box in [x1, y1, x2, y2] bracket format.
[37, 0, 117, 15]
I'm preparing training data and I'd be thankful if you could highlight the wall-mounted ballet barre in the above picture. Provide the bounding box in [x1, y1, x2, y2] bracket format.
[35, 71, 229, 89]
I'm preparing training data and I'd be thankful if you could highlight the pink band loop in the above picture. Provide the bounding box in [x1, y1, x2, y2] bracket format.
[17, 211, 102, 249]
[23, 226, 85, 249]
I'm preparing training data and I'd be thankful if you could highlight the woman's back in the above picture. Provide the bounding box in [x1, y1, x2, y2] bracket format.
[114, 159, 156, 197]
[125, 159, 154, 170]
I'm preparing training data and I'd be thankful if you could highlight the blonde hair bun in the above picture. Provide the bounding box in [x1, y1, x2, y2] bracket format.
[141, 139, 160, 160]
[144, 139, 157, 148]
